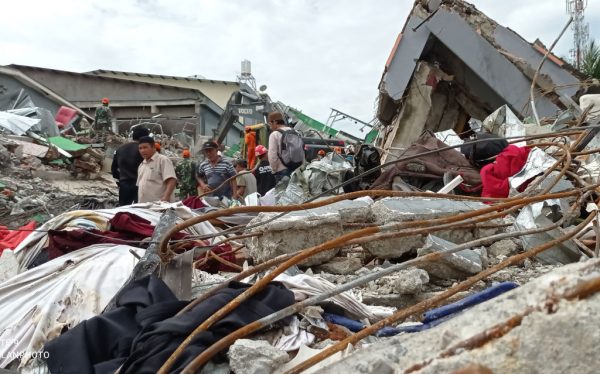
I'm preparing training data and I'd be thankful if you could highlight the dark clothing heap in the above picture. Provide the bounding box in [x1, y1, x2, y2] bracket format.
[43, 212, 188, 261]
[111, 142, 144, 206]
[254, 159, 277, 195]
[44, 276, 295, 374]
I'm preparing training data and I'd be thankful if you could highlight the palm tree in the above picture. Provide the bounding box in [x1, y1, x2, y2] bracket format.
[580, 40, 600, 79]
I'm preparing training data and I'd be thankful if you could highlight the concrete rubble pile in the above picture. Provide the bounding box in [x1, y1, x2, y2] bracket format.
[0, 110, 119, 229]
[2, 1, 600, 373]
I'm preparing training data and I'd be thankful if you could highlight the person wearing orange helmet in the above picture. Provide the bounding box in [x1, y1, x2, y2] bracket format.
[316, 149, 326, 161]
[254, 144, 276, 195]
[94, 97, 113, 142]
[175, 148, 197, 199]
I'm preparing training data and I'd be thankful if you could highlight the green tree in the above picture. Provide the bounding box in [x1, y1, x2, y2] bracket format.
[581, 40, 600, 79]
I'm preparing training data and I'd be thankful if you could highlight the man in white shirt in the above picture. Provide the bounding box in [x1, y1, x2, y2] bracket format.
[136, 136, 177, 203]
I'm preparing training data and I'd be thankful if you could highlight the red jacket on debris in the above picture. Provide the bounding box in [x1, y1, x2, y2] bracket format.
[480, 145, 530, 198]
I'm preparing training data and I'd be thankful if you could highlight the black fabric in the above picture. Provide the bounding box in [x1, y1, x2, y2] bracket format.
[112, 142, 143, 182]
[118, 179, 138, 206]
[460, 133, 509, 167]
[44, 276, 295, 374]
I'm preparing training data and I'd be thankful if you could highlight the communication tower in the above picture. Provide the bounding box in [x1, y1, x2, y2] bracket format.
[566, 0, 589, 69]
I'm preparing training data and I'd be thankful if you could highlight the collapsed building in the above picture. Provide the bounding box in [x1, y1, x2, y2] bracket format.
[2, 0, 600, 373]
[375, 0, 591, 162]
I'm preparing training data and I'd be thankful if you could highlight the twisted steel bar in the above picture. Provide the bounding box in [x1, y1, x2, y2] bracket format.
[180, 212, 571, 372]
[158, 189, 580, 374]
[283, 211, 596, 374]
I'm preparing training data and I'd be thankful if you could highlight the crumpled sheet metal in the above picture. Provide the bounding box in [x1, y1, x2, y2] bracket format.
[304, 153, 353, 196]
[434, 129, 463, 151]
[482, 105, 526, 146]
[13, 202, 223, 272]
[509, 147, 556, 189]
[0, 111, 40, 135]
[0, 244, 143, 370]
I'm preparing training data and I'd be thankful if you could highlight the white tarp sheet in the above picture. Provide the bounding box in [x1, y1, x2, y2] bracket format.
[13, 202, 223, 272]
[0, 244, 143, 369]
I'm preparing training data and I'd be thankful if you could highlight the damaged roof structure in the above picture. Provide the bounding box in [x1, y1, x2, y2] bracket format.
[7, 65, 243, 146]
[376, 0, 591, 162]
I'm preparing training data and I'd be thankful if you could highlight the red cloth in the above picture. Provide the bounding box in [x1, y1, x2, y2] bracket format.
[480, 145, 531, 198]
[182, 196, 207, 209]
[46, 229, 132, 260]
[195, 244, 237, 273]
[109, 212, 187, 240]
[0, 221, 37, 253]
[44, 212, 190, 260]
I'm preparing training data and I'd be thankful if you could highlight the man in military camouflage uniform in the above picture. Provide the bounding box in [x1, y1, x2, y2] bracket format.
[94, 97, 113, 142]
[175, 149, 198, 200]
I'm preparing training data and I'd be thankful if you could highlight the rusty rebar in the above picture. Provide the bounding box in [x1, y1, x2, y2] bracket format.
[185, 130, 585, 242]
[158, 191, 512, 261]
[176, 251, 296, 317]
[283, 211, 596, 374]
[164, 189, 581, 374]
[406, 275, 600, 373]
[180, 213, 570, 373]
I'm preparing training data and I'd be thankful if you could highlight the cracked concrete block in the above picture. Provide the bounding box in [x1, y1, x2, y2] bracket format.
[317, 258, 600, 374]
[363, 197, 500, 259]
[393, 268, 430, 294]
[246, 199, 373, 266]
[416, 235, 483, 280]
[228, 339, 289, 374]
[488, 239, 519, 258]
[315, 257, 363, 275]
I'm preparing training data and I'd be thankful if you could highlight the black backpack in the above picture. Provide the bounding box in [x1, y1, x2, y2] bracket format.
[277, 128, 305, 170]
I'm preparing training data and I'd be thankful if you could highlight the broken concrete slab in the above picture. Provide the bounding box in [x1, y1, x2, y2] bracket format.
[317, 258, 600, 374]
[361, 290, 470, 310]
[488, 239, 519, 258]
[416, 235, 483, 280]
[363, 197, 500, 259]
[368, 268, 430, 297]
[515, 206, 582, 265]
[392, 268, 430, 294]
[315, 257, 363, 275]
[228, 339, 289, 374]
[246, 199, 372, 266]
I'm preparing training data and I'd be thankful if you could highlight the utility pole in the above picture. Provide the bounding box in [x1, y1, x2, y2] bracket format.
[566, 0, 589, 69]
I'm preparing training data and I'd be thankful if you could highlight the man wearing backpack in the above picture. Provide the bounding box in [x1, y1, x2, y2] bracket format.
[267, 111, 304, 182]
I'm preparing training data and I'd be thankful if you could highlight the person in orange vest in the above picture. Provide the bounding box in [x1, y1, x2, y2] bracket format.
[245, 127, 257, 168]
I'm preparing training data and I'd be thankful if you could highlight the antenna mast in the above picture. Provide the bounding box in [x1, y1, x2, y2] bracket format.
[566, 0, 589, 69]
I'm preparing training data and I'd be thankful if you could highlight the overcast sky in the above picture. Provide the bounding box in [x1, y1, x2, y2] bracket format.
[2, 0, 599, 136]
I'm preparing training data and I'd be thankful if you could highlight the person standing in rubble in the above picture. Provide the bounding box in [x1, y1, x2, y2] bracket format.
[94, 97, 113, 141]
[316, 149, 326, 161]
[233, 159, 257, 200]
[196, 141, 238, 200]
[136, 136, 177, 203]
[111, 126, 150, 206]
[267, 111, 292, 182]
[254, 145, 276, 195]
[175, 148, 198, 200]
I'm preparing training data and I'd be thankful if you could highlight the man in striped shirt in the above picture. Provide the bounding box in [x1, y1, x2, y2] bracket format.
[196, 141, 238, 199]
